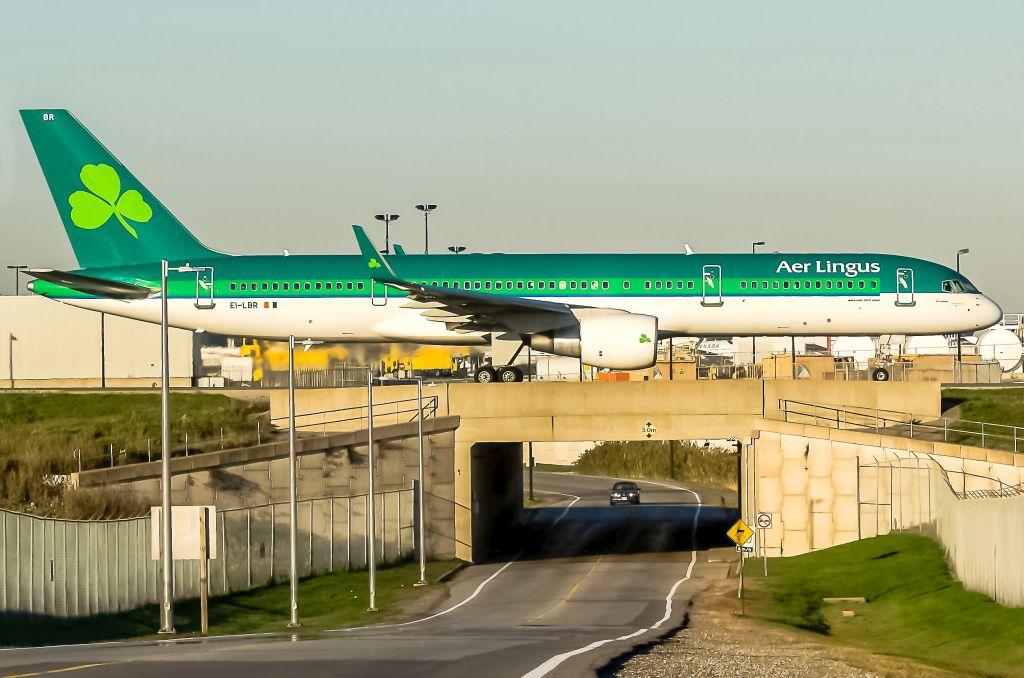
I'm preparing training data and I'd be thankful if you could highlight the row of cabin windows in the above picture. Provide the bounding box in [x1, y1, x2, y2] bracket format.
[644, 280, 696, 290]
[229, 281, 366, 292]
[739, 279, 877, 291]
[421, 280, 611, 291]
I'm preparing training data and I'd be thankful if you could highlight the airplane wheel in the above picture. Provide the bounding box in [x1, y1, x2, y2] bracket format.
[474, 366, 497, 383]
[498, 366, 524, 383]
[871, 367, 890, 382]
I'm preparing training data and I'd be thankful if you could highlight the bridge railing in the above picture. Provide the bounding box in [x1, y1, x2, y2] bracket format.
[69, 395, 439, 474]
[779, 399, 1023, 454]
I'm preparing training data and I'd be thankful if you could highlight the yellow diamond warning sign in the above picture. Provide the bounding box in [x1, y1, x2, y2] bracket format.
[726, 519, 754, 547]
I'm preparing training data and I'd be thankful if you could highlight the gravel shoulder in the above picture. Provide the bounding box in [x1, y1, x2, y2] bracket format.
[612, 562, 963, 678]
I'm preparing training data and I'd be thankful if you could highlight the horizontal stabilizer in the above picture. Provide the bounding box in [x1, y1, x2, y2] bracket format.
[26, 269, 154, 300]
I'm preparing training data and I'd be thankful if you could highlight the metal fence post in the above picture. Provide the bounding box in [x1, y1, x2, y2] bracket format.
[257, 421, 261, 446]
[185, 432, 189, 457]
[147, 438, 152, 463]
[981, 423, 986, 448]
[109, 443, 114, 468]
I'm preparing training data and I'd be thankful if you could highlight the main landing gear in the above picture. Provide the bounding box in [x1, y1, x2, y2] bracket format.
[474, 365, 525, 383]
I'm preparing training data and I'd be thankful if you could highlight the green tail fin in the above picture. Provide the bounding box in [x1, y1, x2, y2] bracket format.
[20, 109, 223, 268]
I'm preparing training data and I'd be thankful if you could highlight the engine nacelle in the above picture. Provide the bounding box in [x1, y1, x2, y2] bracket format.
[528, 310, 658, 370]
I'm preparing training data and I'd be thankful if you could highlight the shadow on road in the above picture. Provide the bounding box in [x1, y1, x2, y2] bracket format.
[490, 503, 739, 563]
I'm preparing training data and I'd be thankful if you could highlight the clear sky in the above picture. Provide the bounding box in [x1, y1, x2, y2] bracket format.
[1, 2, 1021, 309]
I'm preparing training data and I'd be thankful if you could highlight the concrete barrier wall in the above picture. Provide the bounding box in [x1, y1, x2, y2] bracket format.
[933, 477, 1024, 607]
[749, 420, 1024, 558]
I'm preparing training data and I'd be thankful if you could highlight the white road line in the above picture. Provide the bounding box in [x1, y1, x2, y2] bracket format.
[521, 487, 703, 678]
[0, 631, 286, 654]
[327, 492, 582, 633]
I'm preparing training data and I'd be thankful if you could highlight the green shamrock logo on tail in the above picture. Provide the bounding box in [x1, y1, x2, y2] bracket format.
[68, 164, 152, 238]
[367, 258, 382, 269]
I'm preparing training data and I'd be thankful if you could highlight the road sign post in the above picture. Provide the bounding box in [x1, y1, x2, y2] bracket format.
[727, 519, 755, 611]
[756, 512, 772, 576]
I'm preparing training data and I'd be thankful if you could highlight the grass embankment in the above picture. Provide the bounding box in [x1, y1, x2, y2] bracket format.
[0, 393, 269, 517]
[532, 463, 577, 473]
[574, 440, 737, 489]
[940, 387, 1024, 450]
[0, 559, 459, 647]
[745, 534, 1024, 677]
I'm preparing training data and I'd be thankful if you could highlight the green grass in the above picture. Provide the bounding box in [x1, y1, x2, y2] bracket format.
[0, 392, 269, 517]
[574, 440, 738, 489]
[745, 534, 1024, 677]
[0, 559, 460, 647]
[940, 387, 1024, 451]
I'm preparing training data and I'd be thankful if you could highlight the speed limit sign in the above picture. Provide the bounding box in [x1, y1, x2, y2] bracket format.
[756, 512, 772, 529]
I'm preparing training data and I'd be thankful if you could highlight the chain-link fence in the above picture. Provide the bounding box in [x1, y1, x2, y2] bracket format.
[0, 488, 413, 618]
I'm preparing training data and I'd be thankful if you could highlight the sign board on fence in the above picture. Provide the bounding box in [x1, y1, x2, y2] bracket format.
[756, 512, 772, 529]
[151, 506, 217, 560]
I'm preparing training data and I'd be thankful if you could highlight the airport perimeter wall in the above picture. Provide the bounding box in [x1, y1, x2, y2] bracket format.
[933, 477, 1024, 607]
[0, 489, 413, 618]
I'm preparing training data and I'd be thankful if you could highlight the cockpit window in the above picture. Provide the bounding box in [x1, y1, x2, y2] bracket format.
[942, 279, 980, 294]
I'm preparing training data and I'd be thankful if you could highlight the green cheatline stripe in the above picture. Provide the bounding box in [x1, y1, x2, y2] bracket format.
[35, 276, 883, 300]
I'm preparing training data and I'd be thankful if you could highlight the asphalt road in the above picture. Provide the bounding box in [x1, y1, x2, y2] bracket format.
[0, 473, 738, 678]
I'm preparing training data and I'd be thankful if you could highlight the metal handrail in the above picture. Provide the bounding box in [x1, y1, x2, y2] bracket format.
[779, 398, 1023, 453]
[70, 395, 439, 472]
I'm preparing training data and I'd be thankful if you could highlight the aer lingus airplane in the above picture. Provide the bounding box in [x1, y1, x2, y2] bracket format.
[20, 110, 1002, 383]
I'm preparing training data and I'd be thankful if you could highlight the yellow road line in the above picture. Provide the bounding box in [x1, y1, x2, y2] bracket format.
[528, 556, 603, 623]
[4, 662, 112, 678]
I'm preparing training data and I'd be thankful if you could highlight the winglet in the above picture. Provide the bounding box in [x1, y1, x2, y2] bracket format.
[352, 225, 400, 282]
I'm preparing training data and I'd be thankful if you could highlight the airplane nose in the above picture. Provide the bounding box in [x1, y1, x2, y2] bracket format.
[977, 296, 1002, 328]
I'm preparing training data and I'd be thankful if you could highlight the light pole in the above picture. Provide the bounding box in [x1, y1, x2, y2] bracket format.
[374, 214, 399, 255]
[366, 367, 378, 612]
[414, 204, 437, 254]
[447, 245, 466, 255]
[7, 265, 27, 296]
[158, 259, 174, 633]
[412, 377, 427, 586]
[751, 243, 764, 368]
[158, 262, 213, 634]
[956, 248, 970, 376]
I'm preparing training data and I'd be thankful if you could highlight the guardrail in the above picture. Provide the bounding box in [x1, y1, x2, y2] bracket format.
[779, 398, 1023, 453]
[70, 395, 439, 473]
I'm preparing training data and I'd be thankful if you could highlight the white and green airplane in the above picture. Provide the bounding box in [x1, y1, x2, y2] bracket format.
[20, 110, 1002, 382]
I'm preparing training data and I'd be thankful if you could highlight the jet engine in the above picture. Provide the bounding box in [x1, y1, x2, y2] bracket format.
[528, 310, 658, 370]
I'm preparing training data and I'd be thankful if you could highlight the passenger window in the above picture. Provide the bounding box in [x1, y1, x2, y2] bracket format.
[538, 281, 545, 290]
[858, 281, 865, 289]
[527, 281, 535, 290]
[261, 283, 269, 291]
[667, 281, 674, 289]
[871, 281, 878, 289]
[230, 283, 237, 291]
[549, 281, 555, 288]
[454, 282, 460, 289]
[783, 281, 790, 289]
[496, 281, 503, 290]
[326, 282, 332, 290]
[507, 280, 513, 289]
[570, 281, 577, 290]
[272, 282, 279, 291]
[484, 281, 491, 290]
[623, 281, 630, 290]
[761, 281, 768, 289]
[304, 282, 311, 291]
[474, 281, 481, 290]
[559, 281, 567, 290]
[644, 281, 652, 290]
[357, 282, 364, 290]
[602, 281, 609, 290]
[826, 281, 832, 289]
[313, 282, 320, 291]
[346, 282, 353, 290]
[689, 281, 696, 290]
[516, 281, 524, 290]
[655, 281, 662, 290]
[804, 281, 811, 289]
[740, 281, 747, 289]
[773, 281, 780, 289]
[815, 281, 822, 289]
[677, 281, 684, 288]
[847, 281, 854, 289]
[581, 281, 589, 290]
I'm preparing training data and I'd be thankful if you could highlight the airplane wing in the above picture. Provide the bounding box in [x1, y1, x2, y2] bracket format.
[26, 269, 155, 300]
[352, 226, 579, 335]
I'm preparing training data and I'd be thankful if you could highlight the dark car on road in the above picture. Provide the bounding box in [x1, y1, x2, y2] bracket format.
[609, 481, 641, 505]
